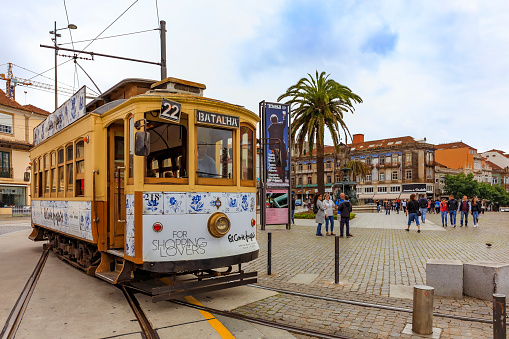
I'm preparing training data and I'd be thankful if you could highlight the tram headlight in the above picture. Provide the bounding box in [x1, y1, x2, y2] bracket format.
[207, 212, 231, 238]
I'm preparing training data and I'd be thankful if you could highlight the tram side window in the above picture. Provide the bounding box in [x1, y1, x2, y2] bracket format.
[44, 154, 50, 194]
[66, 144, 73, 194]
[38, 157, 43, 197]
[128, 117, 134, 179]
[197, 126, 233, 179]
[240, 126, 254, 181]
[33, 159, 38, 197]
[145, 120, 187, 179]
[50, 152, 57, 194]
[75, 140, 85, 196]
[57, 148, 64, 193]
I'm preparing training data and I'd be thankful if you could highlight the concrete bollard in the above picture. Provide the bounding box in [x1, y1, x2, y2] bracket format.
[412, 285, 434, 335]
[493, 294, 506, 339]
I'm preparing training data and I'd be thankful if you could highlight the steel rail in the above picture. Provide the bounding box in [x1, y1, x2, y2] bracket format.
[248, 284, 495, 324]
[0, 249, 50, 339]
[120, 286, 160, 339]
[169, 298, 354, 339]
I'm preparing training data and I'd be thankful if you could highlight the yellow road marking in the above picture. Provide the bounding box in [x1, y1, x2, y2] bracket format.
[184, 295, 235, 339]
[159, 278, 235, 338]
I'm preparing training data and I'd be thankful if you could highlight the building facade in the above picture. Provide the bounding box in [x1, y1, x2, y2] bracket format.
[350, 135, 435, 202]
[0, 90, 48, 213]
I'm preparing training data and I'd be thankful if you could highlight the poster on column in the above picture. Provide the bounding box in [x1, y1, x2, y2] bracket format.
[264, 102, 290, 187]
[266, 189, 288, 224]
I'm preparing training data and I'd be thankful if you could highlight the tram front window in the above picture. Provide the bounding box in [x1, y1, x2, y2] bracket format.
[196, 126, 233, 179]
[145, 120, 187, 179]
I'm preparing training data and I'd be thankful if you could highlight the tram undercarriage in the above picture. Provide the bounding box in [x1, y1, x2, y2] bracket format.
[29, 225, 258, 301]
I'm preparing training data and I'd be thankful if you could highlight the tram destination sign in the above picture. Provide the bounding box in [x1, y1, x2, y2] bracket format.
[196, 110, 239, 129]
[160, 98, 181, 123]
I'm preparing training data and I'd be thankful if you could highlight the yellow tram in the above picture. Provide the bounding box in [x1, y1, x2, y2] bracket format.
[29, 77, 259, 292]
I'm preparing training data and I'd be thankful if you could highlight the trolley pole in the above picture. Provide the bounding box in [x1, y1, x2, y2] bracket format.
[334, 235, 339, 284]
[493, 294, 506, 339]
[159, 20, 167, 80]
[267, 232, 272, 275]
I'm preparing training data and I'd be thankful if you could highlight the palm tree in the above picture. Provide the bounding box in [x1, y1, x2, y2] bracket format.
[278, 71, 362, 194]
[346, 160, 372, 181]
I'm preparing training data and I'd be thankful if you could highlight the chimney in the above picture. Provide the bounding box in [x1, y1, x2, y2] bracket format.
[352, 134, 364, 144]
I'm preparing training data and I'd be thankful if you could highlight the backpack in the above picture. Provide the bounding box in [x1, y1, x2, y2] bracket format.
[313, 201, 319, 214]
[419, 198, 428, 208]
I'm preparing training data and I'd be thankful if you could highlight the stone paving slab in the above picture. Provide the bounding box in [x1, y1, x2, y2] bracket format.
[243, 211, 509, 338]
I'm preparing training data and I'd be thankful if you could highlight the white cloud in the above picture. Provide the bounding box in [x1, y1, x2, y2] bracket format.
[1, 0, 508, 153]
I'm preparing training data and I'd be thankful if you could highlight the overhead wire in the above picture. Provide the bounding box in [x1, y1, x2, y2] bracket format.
[63, 0, 79, 91]
[155, 0, 160, 24]
[57, 29, 158, 46]
[28, 0, 139, 83]
[13, 64, 75, 90]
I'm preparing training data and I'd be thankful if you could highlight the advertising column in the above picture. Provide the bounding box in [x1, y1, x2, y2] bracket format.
[261, 102, 291, 228]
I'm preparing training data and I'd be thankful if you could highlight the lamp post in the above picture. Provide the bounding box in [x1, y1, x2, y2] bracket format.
[50, 22, 77, 110]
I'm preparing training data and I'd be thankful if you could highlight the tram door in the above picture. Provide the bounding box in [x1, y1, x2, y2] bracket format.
[107, 124, 125, 249]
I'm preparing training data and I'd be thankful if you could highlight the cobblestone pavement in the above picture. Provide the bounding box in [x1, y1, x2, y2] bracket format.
[236, 211, 509, 338]
[0, 216, 31, 236]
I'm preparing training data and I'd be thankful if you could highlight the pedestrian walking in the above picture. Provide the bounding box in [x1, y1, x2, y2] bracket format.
[385, 200, 391, 215]
[396, 199, 400, 214]
[434, 199, 440, 214]
[338, 195, 353, 237]
[376, 199, 381, 213]
[471, 197, 481, 227]
[427, 199, 432, 214]
[314, 193, 325, 236]
[335, 193, 344, 222]
[291, 192, 296, 225]
[406, 193, 421, 233]
[440, 198, 448, 227]
[458, 195, 471, 227]
[447, 194, 459, 227]
[323, 194, 335, 236]
[481, 200, 486, 214]
[418, 194, 428, 223]
[402, 199, 407, 215]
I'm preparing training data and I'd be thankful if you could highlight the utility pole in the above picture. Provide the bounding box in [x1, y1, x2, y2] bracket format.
[160, 20, 167, 80]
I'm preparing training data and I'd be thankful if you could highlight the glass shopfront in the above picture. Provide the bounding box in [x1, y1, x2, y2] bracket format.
[0, 186, 26, 207]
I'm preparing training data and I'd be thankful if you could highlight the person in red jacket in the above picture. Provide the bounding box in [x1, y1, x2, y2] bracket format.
[440, 198, 448, 227]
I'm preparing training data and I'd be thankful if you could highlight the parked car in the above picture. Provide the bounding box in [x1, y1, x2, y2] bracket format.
[295, 199, 302, 206]
[501, 207, 509, 212]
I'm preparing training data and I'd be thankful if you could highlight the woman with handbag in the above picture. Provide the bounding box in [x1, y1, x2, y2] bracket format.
[406, 193, 421, 233]
[313, 193, 325, 236]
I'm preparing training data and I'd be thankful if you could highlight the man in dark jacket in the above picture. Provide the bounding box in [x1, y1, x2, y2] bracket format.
[458, 195, 471, 227]
[338, 195, 353, 237]
[418, 194, 428, 223]
[447, 194, 459, 227]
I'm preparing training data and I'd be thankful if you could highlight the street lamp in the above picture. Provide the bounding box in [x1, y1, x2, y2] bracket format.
[50, 22, 77, 110]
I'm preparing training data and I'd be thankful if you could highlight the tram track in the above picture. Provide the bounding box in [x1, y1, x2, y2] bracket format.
[0, 249, 49, 339]
[120, 286, 160, 339]
[248, 284, 497, 324]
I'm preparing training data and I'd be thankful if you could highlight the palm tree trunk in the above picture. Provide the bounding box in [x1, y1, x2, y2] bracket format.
[316, 136, 325, 194]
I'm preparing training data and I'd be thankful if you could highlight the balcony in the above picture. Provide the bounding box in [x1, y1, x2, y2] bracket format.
[0, 168, 13, 178]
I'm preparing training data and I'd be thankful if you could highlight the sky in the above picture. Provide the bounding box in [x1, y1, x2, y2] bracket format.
[1, 0, 508, 153]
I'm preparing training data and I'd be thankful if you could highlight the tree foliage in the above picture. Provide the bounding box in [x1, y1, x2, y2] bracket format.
[278, 71, 362, 193]
[346, 160, 372, 180]
[443, 173, 509, 205]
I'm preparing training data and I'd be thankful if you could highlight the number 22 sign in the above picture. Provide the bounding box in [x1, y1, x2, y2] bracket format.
[160, 98, 182, 123]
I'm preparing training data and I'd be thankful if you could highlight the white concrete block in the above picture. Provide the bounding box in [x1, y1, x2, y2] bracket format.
[464, 261, 509, 301]
[426, 259, 463, 298]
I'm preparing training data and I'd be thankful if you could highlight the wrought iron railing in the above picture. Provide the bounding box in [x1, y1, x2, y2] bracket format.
[0, 168, 12, 178]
